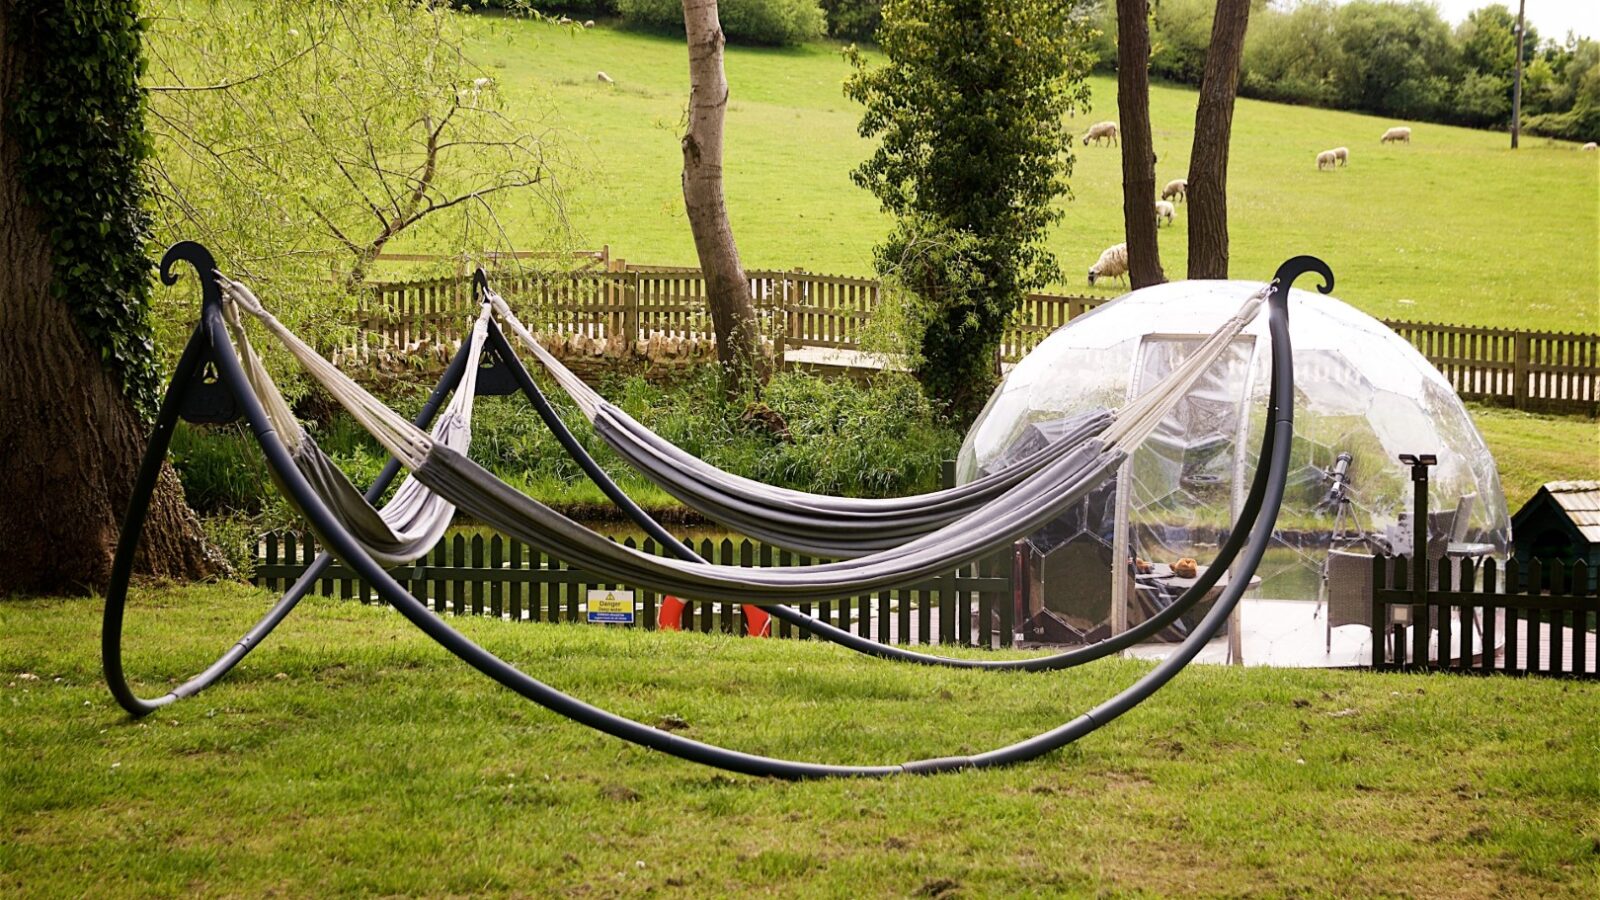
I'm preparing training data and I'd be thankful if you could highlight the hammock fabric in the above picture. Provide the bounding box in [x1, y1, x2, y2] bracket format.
[221, 296, 493, 566]
[211, 273, 1275, 605]
[486, 288, 1270, 558]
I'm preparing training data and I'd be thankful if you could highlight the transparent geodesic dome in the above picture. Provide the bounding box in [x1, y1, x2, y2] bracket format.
[958, 280, 1509, 644]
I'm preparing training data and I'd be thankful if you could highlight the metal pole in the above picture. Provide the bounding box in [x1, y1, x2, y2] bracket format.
[1511, 0, 1527, 149]
[1401, 453, 1437, 666]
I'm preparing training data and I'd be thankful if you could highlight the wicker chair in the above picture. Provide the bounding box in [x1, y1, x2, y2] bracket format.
[1321, 549, 1373, 652]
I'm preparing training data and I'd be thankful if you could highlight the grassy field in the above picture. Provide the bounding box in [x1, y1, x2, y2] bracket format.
[456, 19, 1599, 332]
[3, 587, 1598, 897]
[1470, 405, 1600, 503]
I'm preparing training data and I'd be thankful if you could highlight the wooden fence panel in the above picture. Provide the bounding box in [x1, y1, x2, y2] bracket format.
[251, 529, 1027, 650]
[362, 265, 1596, 411]
[1372, 554, 1597, 678]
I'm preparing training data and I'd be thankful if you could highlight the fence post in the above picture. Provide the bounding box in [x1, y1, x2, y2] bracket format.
[1513, 331, 1530, 409]
[1370, 554, 1385, 670]
[622, 271, 640, 351]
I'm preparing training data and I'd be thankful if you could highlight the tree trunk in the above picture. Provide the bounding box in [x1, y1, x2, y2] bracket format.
[1510, 0, 1526, 148]
[1116, 0, 1165, 289]
[1186, 0, 1251, 280]
[0, 4, 216, 596]
[681, 0, 763, 398]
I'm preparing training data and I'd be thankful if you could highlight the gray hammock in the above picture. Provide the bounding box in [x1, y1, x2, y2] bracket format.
[221, 296, 492, 566]
[486, 290, 1119, 556]
[215, 276, 1270, 604]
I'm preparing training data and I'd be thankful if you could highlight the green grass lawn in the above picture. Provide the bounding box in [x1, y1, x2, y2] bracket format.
[4, 587, 1598, 896]
[456, 19, 1599, 332]
[1470, 405, 1600, 505]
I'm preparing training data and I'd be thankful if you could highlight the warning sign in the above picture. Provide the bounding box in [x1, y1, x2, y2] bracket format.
[586, 589, 635, 625]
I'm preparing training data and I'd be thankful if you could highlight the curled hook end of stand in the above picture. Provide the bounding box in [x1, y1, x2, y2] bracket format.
[160, 241, 219, 288]
[473, 268, 490, 304]
[1271, 255, 1335, 300]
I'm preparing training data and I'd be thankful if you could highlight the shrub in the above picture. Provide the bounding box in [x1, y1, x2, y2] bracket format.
[819, 0, 880, 41]
[618, 0, 825, 45]
[172, 368, 962, 531]
[1523, 103, 1600, 143]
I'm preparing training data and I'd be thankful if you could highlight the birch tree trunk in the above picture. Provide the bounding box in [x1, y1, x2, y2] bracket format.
[1186, 0, 1251, 280]
[681, 0, 762, 397]
[1116, 0, 1165, 289]
[0, 2, 216, 595]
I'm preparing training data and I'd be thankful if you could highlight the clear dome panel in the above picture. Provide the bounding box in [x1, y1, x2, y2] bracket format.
[959, 280, 1511, 651]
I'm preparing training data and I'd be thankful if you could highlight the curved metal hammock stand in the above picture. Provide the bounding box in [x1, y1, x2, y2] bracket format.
[103, 241, 1330, 779]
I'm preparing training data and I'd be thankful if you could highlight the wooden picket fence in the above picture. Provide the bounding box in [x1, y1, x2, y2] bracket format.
[1371, 555, 1599, 678]
[360, 263, 1599, 413]
[358, 266, 1107, 366]
[252, 530, 1021, 649]
[1384, 321, 1599, 413]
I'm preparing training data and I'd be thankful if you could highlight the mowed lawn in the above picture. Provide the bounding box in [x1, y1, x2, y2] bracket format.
[3, 588, 1598, 897]
[460, 20, 1599, 332]
[1471, 405, 1600, 503]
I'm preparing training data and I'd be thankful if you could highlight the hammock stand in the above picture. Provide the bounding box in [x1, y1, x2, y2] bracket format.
[104, 240, 1329, 779]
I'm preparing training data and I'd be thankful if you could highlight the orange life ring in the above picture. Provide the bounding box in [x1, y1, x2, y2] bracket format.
[657, 596, 770, 637]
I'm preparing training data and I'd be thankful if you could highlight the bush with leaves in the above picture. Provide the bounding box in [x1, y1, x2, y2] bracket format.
[618, 0, 825, 46]
[845, 0, 1093, 421]
[819, 0, 882, 41]
[142, 0, 570, 388]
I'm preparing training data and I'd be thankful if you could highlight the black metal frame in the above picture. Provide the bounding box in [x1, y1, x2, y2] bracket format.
[103, 241, 1324, 778]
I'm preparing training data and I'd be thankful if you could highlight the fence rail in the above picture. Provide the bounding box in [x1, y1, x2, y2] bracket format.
[254, 530, 1020, 649]
[359, 264, 1599, 413]
[1371, 555, 1598, 678]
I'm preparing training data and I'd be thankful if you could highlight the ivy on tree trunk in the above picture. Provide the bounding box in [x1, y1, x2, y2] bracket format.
[1, 0, 216, 594]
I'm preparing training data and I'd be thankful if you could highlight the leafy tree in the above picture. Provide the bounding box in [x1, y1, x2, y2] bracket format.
[1457, 4, 1522, 76]
[845, 0, 1093, 420]
[620, 0, 825, 45]
[1330, 1, 1458, 120]
[143, 0, 566, 362]
[819, 0, 882, 41]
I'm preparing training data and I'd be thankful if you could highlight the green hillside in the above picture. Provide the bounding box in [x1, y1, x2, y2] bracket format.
[462, 19, 1599, 332]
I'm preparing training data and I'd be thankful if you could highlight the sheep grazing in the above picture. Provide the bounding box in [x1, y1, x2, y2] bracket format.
[596, 71, 614, 84]
[1154, 200, 1175, 226]
[1584, 142, 1598, 151]
[1381, 126, 1412, 144]
[1088, 242, 1129, 287]
[1082, 121, 1119, 146]
[583, 20, 595, 28]
[1316, 149, 1338, 170]
[1161, 178, 1187, 203]
[1333, 146, 1349, 166]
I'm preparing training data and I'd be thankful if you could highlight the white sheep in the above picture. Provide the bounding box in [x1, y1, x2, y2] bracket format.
[1584, 142, 1598, 151]
[1082, 121, 1119, 146]
[1316, 149, 1337, 170]
[1161, 178, 1187, 203]
[1332, 146, 1349, 166]
[1088, 243, 1129, 287]
[1154, 200, 1175, 226]
[583, 20, 595, 28]
[1381, 126, 1412, 144]
[596, 71, 614, 84]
